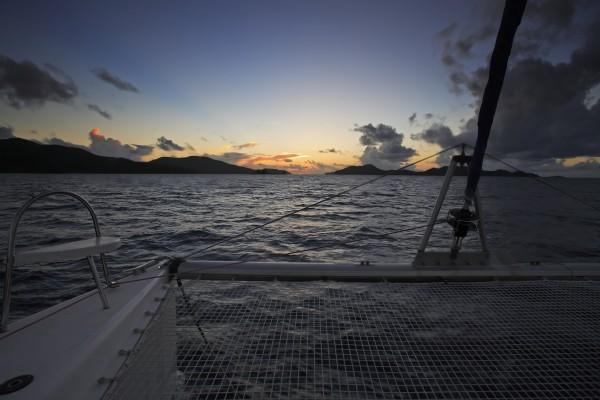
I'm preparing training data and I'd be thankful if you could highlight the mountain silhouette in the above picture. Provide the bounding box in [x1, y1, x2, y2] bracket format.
[0, 138, 289, 174]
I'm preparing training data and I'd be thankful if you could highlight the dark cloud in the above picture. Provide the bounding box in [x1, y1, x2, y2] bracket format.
[0, 125, 15, 139]
[354, 123, 417, 169]
[207, 152, 252, 164]
[29, 128, 155, 160]
[411, 123, 459, 148]
[92, 68, 139, 93]
[200, 136, 208, 142]
[418, 1, 600, 168]
[87, 103, 112, 119]
[30, 129, 38, 134]
[0, 55, 78, 108]
[424, 113, 434, 120]
[318, 148, 341, 154]
[438, 1, 591, 95]
[156, 136, 185, 151]
[232, 142, 258, 150]
[408, 112, 417, 125]
[42, 136, 88, 151]
[89, 128, 153, 160]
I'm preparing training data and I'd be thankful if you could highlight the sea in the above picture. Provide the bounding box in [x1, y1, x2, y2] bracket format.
[1, 173, 599, 320]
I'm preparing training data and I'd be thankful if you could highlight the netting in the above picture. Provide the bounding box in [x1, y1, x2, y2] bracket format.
[103, 287, 177, 400]
[108, 279, 600, 399]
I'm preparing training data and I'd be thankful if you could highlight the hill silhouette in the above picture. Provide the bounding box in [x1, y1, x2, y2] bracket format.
[331, 163, 536, 177]
[0, 138, 289, 174]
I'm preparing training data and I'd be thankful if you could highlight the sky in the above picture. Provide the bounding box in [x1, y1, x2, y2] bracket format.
[1, 0, 599, 176]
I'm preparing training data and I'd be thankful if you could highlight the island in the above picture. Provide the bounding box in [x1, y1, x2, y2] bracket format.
[330, 164, 537, 177]
[0, 138, 289, 174]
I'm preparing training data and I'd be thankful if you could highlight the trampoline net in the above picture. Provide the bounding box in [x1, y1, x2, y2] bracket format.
[111, 279, 600, 399]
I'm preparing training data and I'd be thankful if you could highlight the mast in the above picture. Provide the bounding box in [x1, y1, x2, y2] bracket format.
[447, 0, 527, 259]
[465, 0, 527, 203]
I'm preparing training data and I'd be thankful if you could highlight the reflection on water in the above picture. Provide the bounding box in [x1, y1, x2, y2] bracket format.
[0, 173, 599, 318]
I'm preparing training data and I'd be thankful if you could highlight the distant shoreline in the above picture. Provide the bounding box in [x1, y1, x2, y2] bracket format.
[329, 163, 539, 177]
[0, 138, 289, 175]
[0, 138, 564, 177]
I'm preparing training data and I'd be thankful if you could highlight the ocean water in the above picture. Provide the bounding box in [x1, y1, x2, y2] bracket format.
[0, 173, 599, 320]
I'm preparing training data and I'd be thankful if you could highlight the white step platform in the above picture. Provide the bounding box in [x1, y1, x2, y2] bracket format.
[14, 237, 121, 265]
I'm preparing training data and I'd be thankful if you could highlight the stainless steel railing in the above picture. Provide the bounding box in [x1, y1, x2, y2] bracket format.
[1, 191, 116, 332]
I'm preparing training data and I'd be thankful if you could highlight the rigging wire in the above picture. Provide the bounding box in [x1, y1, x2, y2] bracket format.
[116, 220, 446, 283]
[474, 147, 600, 214]
[180, 144, 461, 260]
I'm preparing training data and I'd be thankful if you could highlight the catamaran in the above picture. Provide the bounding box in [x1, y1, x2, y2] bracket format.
[1, 1, 598, 399]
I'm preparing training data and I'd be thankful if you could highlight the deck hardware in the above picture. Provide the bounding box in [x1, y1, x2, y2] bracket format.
[1, 191, 120, 332]
[0, 375, 34, 394]
[415, 151, 489, 266]
[176, 276, 209, 344]
[166, 258, 210, 344]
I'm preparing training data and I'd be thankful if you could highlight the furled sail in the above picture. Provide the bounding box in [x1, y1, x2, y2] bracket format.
[465, 0, 527, 203]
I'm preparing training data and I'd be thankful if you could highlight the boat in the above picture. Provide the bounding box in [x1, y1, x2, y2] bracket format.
[1, 1, 599, 399]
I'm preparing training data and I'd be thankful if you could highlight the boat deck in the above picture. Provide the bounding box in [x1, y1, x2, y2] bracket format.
[111, 279, 600, 399]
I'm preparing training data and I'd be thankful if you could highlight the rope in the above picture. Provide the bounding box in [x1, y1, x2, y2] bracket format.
[180, 145, 461, 260]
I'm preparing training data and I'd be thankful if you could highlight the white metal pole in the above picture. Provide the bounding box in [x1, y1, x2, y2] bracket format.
[87, 256, 110, 309]
[417, 158, 457, 252]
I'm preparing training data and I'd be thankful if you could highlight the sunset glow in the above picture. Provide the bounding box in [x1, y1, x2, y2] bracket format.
[1, 1, 599, 176]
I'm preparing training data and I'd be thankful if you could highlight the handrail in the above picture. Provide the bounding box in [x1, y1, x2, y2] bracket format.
[1, 191, 115, 332]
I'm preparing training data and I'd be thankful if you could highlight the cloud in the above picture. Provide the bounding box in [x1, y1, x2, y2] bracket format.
[0, 125, 15, 139]
[200, 136, 208, 142]
[0, 55, 78, 108]
[208, 152, 252, 164]
[245, 153, 300, 164]
[318, 148, 341, 154]
[424, 113, 434, 119]
[232, 142, 258, 150]
[354, 123, 417, 169]
[416, 1, 600, 169]
[30, 129, 38, 134]
[43, 136, 89, 151]
[408, 112, 417, 125]
[438, 1, 588, 95]
[216, 152, 293, 167]
[92, 68, 139, 93]
[411, 123, 460, 148]
[204, 150, 335, 174]
[156, 136, 185, 151]
[303, 159, 337, 174]
[88, 128, 152, 160]
[87, 103, 112, 119]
